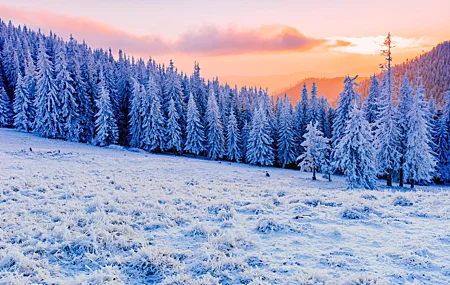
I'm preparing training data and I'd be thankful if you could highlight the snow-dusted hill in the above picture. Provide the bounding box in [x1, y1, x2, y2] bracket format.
[0, 128, 449, 284]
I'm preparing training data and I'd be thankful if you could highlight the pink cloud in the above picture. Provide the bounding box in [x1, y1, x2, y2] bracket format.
[174, 25, 324, 56]
[0, 4, 322, 56]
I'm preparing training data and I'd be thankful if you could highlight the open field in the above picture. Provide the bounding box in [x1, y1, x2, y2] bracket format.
[0, 128, 449, 284]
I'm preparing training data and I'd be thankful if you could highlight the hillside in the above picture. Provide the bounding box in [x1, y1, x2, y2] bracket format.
[276, 42, 449, 106]
[356, 41, 450, 108]
[275, 76, 368, 104]
[1, 128, 450, 284]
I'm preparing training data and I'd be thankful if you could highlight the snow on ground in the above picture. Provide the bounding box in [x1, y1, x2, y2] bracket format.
[0, 128, 449, 285]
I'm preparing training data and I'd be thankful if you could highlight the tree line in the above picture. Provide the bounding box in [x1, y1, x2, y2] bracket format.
[0, 22, 448, 189]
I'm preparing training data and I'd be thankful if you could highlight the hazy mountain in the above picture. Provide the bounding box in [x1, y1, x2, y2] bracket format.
[356, 41, 450, 109]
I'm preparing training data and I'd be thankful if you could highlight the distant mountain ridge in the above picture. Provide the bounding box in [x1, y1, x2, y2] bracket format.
[275, 76, 368, 105]
[356, 41, 450, 109]
[275, 41, 449, 106]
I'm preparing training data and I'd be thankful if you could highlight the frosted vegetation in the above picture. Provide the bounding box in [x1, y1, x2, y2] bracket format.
[1, 129, 450, 284]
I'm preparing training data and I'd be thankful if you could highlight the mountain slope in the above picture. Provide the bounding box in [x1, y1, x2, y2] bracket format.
[276, 76, 368, 104]
[356, 41, 450, 108]
[276, 42, 449, 106]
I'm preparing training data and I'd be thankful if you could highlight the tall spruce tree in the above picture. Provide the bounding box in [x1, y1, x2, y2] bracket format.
[335, 102, 376, 189]
[364, 74, 380, 126]
[55, 41, 79, 140]
[128, 78, 144, 148]
[396, 75, 413, 186]
[246, 107, 274, 166]
[0, 86, 11, 127]
[332, 75, 359, 172]
[226, 109, 242, 162]
[94, 69, 118, 146]
[13, 73, 32, 131]
[433, 91, 450, 183]
[404, 78, 436, 188]
[277, 96, 296, 167]
[34, 37, 62, 138]
[142, 71, 165, 152]
[184, 93, 205, 156]
[165, 97, 183, 153]
[206, 86, 224, 160]
[297, 121, 329, 180]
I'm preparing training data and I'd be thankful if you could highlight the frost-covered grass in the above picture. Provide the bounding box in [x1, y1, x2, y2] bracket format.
[1, 128, 450, 284]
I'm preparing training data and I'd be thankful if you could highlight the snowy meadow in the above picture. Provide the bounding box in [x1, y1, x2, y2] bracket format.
[1, 128, 450, 284]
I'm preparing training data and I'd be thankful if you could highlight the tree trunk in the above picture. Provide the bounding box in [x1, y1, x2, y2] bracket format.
[387, 168, 392, 187]
[410, 179, 415, 188]
[399, 158, 404, 187]
[328, 173, 331, 182]
[312, 168, 316, 180]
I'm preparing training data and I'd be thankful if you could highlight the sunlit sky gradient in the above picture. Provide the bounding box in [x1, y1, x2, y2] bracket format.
[1, 0, 449, 88]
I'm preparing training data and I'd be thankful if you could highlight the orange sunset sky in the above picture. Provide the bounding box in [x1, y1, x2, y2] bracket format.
[1, 0, 449, 91]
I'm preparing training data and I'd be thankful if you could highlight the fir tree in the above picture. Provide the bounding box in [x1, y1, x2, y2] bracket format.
[404, 79, 436, 188]
[334, 103, 377, 189]
[94, 69, 118, 146]
[128, 78, 144, 148]
[0, 86, 12, 127]
[226, 109, 242, 162]
[142, 72, 165, 152]
[34, 37, 62, 138]
[55, 41, 79, 140]
[246, 107, 274, 166]
[396, 75, 412, 186]
[165, 97, 183, 153]
[206, 86, 224, 160]
[297, 121, 330, 180]
[13, 73, 32, 131]
[332, 75, 359, 172]
[308, 81, 318, 124]
[364, 74, 380, 125]
[277, 96, 296, 167]
[374, 72, 400, 186]
[433, 110, 450, 183]
[184, 93, 205, 156]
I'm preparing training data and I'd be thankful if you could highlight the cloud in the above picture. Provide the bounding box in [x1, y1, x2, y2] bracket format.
[174, 25, 324, 56]
[0, 4, 321, 56]
[325, 36, 430, 55]
[0, 3, 171, 55]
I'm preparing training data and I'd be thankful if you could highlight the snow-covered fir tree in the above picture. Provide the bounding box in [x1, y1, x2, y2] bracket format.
[404, 78, 436, 188]
[374, 73, 401, 186]
[226, 109, 242, 162]
[165, 97, 183, 153]
[34, 37, 62, 138]
[246, 107, 274, 166]
[55, 41, 80, 140]
[433, 99, 450, 183]
[396, 75, 413, 186]
[277, 96, 296, 167]
[94, 69, 118, 146]
[364, 74, 380, 126]
[297, 121, 329, 180]
[128, 78, 144, 148]
[205, 86, 224, 160]
[0, 86, 11, 127]
[142, 71, 165, 152]
[308, 81, 318, 124]
[334, 102, 377, 189]
[184, 93, 205, 156]
[13, 73, 32, 131]
[332, 75, 359, 173]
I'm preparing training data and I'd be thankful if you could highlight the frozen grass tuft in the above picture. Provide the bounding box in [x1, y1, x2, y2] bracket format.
[256, 217, 282, 233]
[393, 196, 413, 206]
